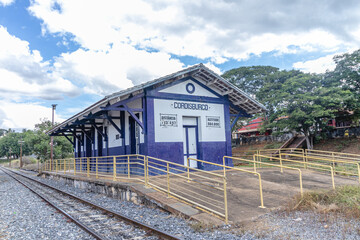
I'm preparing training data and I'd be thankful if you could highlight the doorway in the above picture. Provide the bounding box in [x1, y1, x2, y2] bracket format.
[97, 127, 103, 157]
[129, 113, 140, 154]
[183, 117, 198, 168]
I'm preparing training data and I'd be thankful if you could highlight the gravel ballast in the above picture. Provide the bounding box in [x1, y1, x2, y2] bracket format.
[0, 169, 93, 240]
[3, 168, 360, 240]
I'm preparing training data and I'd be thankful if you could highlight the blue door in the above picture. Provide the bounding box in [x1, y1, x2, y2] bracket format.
[183, 117, 198, 168]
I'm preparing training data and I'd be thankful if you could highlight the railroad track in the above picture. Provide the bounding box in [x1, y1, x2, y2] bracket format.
[0, 167, 180, 240]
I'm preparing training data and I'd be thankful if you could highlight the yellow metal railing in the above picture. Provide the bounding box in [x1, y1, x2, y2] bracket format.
[305, 149, 360, 163]
[257, 154, 336, 189]
[41, 155, 230, 223]
[233, 148, 305, 162]
[280, 152, 360, 183]
[228, 155, 304, 196]
[41, 155, 147, 183]
[41, 149, 358, 224]
[146, 156, 228, 223]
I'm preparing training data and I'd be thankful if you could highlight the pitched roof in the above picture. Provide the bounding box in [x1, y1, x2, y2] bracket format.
[48, 63, 266, 134]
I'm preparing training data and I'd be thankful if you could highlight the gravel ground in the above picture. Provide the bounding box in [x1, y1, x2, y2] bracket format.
[242, 211, 360, 240]
[4, 169, 360, 240]
[0, 169, 93, 240]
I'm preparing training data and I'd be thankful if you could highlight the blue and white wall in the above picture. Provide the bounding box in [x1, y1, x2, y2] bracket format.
[73, 76, 232, 170]
[145, 77, 232, 169]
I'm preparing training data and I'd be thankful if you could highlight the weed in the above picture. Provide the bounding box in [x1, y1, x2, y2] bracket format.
[287, 185, 360, 219]
[189, 221, 209, 232]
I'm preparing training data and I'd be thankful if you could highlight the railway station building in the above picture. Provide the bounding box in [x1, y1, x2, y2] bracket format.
[48, 64, 266, 170]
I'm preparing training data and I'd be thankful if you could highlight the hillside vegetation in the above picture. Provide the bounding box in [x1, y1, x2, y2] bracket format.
[233, 137, 360, 155]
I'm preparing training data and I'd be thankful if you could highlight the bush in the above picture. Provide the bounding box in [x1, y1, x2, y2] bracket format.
[288, 185, 360, 219]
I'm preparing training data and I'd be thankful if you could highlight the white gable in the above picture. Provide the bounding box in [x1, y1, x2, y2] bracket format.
[159, 79, 219, 98]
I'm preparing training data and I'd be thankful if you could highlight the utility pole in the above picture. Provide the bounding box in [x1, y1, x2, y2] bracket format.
[50, 104, 57, 171]
[18, 138, 25, 168]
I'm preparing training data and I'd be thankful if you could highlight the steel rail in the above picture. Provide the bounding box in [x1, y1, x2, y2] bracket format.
[0, 167, 106, 240]
[1, 167, 180, 240]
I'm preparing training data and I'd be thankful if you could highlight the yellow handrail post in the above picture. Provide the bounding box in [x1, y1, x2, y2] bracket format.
[187, 158, 190, 182]
[331, 152, 335, 171]
[166, 162, 170, 198]
[252, 155, 257, 172]
[87, 157, 90, 178]
[96, 157, 98, 179]
[113, 156, 116, 181]
[330, 166, 335, 190]
[222, 156, 227, 177]
[223, 176, 228, 224]
[50, 159, 52, 172]
[299, 170, 303, 197]
[64, 159, 66, 173]
[257, 173, 265, 208]
[56, 159, 58, 173]
[302, 149, 306, 169]
[279, 154, 283, 173]
[145, 156, 149, 187]
[74, 158, 76, 175]
[127, 156, 130, 179]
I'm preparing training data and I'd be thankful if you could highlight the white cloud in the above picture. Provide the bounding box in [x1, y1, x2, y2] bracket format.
[0, 26, 80, 100]
[0, 0, 14, 6]
[293, 54, 337, 73]
[53, 43, 184, 95]
[0, 100, 65, 130]
[203, 62, 222, 75]
[28, 0, 360, 63]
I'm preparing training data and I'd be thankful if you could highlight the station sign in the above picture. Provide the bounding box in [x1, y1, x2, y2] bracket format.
[171, 101, 209, 111]
[206, 116, 220, 128]
[160, 114, 178, 127]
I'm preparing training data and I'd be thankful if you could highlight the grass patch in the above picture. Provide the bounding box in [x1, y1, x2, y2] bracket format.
[264, 142, 283, 149]
[334, 138, 358, 152]
[287, 185, 360, 219]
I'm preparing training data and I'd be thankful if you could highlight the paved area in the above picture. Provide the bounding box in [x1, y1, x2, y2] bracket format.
[41, 167, 359, 225]
[226, 168, 358, 223]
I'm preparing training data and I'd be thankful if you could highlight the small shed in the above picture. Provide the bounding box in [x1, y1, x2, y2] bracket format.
[48, 64, 266, 170]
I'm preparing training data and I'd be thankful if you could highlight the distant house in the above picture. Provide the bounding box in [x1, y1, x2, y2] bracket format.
[327, 111, 360, 137]
[232, 117, 271, 139]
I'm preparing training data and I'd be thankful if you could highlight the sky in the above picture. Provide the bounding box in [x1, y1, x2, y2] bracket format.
[0, 0, 359, 130]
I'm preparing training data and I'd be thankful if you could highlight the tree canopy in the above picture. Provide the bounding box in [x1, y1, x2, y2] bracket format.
[222, 49, 360, 149]
[0, 119, 73, 161]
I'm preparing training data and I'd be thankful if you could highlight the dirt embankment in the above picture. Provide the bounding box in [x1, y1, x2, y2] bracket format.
[233, 137, 360, 155]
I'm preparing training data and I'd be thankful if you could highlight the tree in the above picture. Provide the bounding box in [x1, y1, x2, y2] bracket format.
[0, 130, 33, 159]
[259, 72, 354, 149]
[222, 66, 279, 97]
[223, 64, 355, 149]
[326, 49, 360, 123]
[222, 66, 281, 131]
[26, 119, 73, 162]
[0, 119, 73, 161]
[331, 49, 360, 94]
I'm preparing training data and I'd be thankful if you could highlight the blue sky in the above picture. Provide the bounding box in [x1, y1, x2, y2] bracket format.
[0, 0, 359, 130]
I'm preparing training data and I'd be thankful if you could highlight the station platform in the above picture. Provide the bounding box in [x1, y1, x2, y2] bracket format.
[39, 167, 359, 225]
[39, 170, 224, 225]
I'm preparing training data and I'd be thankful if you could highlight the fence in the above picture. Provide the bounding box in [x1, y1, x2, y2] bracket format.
[305, 149, 360, 163]
[42, 155, 147, 183]
[42, 155, 231, 223]
[227, 155, 304, 196]
[279, 152, 360, 183]
[233, 148, 304, 162]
